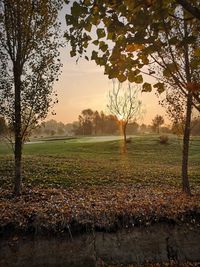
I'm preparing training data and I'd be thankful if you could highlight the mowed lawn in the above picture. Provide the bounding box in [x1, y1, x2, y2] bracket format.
[0, 134, 200, 190]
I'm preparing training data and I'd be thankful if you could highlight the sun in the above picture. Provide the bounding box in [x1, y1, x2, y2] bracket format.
[117, 114, 124, 121]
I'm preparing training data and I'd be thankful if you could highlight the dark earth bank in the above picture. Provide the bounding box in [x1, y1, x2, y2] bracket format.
[0, 224, 200, 267]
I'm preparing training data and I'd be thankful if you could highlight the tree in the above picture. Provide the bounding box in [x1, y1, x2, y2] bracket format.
[65, 0, 200, 195]
[74, 109, 119, 136]
[0, 117, 6, 136]
[161, 88, 186, 136]
[107, 82, 141, 151]
[93, 110, 101, 135]
[152, 115, 164, 134]
[140, 123, 147, 134]
[161, 89, 186, 124]
[126, 121, 139, 135]
[104, 114, 119, 135]
[78, 109, 94, 135]
[0, 0, 62, 195]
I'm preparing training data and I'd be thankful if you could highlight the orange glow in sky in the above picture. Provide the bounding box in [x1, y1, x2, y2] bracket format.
[46, 6, 169, 126]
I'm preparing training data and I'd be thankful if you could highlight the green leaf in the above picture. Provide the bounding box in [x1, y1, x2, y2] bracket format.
[128, 72, 136, 83]
[84, 23, 92, 32]
[134, 75, 143, 83]
[107, 32, 115, 40]
[163, 68, 171, 77]
[83, 0, 91, 6]
[99, 41, 108, 52]
[91, 51, 98, 60]
[65, 14, 72, 24]
[142, 82, 152, 92]
[97, 28, 106, 39]
[166, 63, 177, 72]
[194, 48, 200, 57]
[71, 2, 86, 17]
[117, 73, 127, 82]
[70, 51, 76, 57]
[95, 56, 107, 66]
[108, 68, 119, 79]
[139, 53, 149, 64]
[127, 70, 140, 82]
[92, 40, 99, 46]
[163, 63, 177, 77]
[153, 82, 165, 94]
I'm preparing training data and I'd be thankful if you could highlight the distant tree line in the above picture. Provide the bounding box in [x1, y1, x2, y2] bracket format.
[74, 109, 119, 135]
[1, 114, 200, 139]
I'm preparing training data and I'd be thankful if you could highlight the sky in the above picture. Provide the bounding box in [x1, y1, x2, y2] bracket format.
[46, 4, 168, 126]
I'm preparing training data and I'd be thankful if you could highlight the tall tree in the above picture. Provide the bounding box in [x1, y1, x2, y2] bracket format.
[65, 0, 200, 195]
[78, 109, 94, 135]
[0, 0, 62, 195]
[93, 110, 101, 135]
[152, 115, 164, 134]
[107, 82, 141, 151]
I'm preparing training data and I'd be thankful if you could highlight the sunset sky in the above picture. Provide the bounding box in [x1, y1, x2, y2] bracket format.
[47, 5, 169, 126]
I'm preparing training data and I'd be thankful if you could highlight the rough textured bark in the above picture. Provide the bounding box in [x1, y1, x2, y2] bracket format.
[182, 93, 192, 195]
[181, 13, 192, 195]
[122, 122, 127, 153]
[14, 65, 22, 196]
[123, 124, 127, 143]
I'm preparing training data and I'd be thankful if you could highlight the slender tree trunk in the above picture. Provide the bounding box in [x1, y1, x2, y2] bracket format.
[14, 66, 22, 196]
[123, 124, 127, 143]
[181, 12, 192, 195]
[122, 122, 127, 153]
[182, 92, 192, 195]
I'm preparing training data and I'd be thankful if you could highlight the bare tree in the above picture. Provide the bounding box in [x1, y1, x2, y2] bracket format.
[107, 82, 141, 152]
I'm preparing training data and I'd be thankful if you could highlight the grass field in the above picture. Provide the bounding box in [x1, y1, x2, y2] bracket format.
[0, 134, 200, 234]
[0, 134, 200, 190]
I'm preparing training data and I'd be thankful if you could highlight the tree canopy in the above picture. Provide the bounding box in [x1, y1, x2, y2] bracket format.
[107, 82, 141, 145]
[0, 0, 62, 195]
[65, 0, 200, 108]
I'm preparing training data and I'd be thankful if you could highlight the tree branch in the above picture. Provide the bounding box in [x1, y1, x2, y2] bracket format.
[176, 0, 200, 20]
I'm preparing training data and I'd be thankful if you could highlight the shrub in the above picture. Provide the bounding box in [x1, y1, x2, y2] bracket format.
[159, 135, 169, 144]
[126, 137, 132, 143]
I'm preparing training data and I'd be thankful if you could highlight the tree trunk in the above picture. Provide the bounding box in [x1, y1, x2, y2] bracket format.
[122, 122, 127, 153]
[14, 67, 22, 196]
[181, 92, 192, 195]
[181, 11, 192, 196]
[123, 124, 127, 143]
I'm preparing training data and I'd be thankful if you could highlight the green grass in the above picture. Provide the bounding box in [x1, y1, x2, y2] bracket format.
[0, 134, 200, 189]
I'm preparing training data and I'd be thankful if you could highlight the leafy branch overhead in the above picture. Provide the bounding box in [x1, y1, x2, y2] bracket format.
[65, 0, 200, 196]
[65, 0, 200, 108]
